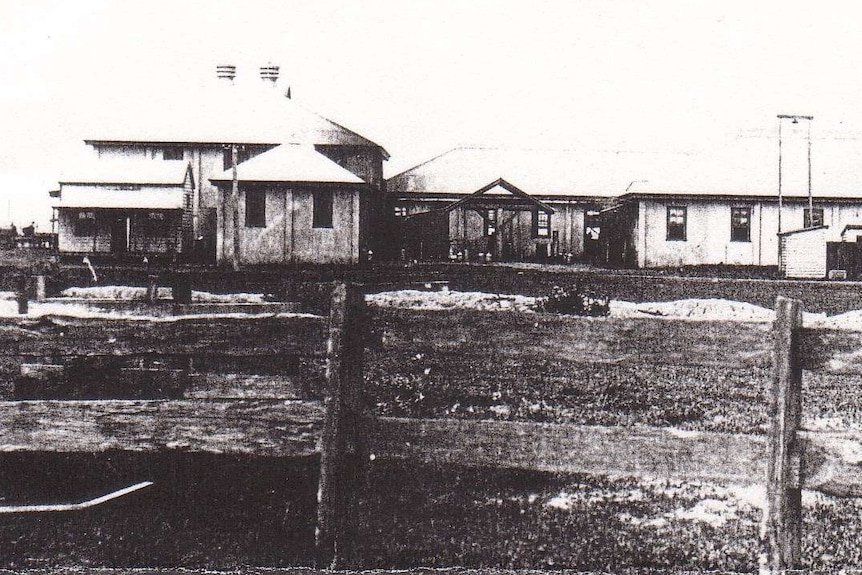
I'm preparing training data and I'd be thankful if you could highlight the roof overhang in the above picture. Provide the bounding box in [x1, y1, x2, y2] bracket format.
[58, 187, 185, 210]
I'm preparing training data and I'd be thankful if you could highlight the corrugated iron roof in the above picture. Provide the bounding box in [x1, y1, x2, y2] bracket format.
[58, 187, 185, 209]
[58, 159, 191, 186]
[388, 139, 862, 199]
[84, 82, 389, 157]
[209, 144, 365, 185]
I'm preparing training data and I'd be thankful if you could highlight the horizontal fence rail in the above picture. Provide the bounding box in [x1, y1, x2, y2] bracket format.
[3, 281, 862, 573]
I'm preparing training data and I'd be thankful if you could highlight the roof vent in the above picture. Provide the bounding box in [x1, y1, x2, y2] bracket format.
[216, 64, 236, 85]
[260, 64, 280, 86]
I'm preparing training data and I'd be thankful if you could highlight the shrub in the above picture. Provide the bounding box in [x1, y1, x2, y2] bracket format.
[536, 284, 610, 317]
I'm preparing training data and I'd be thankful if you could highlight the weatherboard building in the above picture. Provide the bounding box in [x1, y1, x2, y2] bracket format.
[53, 64, 389, 265]
[388, 138, 862, 277]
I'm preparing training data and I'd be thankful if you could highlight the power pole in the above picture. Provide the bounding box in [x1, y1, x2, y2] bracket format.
[231, 143, 241, 271]
[777, 114, 814, 229]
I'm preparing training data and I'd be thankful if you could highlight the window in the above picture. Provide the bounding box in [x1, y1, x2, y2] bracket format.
[394, 206, 408, 217]
[222, 146, 252, 170]
[585, 209, 601, 240]
[804, 207, 824, 228]
[484, 209, 497, 236]
[245, 190, 266, 228]
[144, 211, 169, 236]
[730, 207, 751, 242]
[666, 206, 687, 241]
[73, 211, 96, 236]
[313, 190, 334, 228]
[162, 147, 184, 161]
[534, 210, 551, 237]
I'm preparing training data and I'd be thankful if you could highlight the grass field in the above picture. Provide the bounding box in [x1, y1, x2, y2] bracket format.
[2, 257, 862, 571]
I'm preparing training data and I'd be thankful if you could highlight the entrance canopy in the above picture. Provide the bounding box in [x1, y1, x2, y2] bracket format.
[440, 178, 555, 214]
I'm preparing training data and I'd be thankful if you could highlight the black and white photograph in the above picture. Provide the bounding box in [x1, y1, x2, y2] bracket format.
[3, 1, 862, 573]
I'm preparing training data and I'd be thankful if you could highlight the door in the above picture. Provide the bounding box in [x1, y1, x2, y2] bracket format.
[583, 209, 601, 263]
[110, 215, 129, 254]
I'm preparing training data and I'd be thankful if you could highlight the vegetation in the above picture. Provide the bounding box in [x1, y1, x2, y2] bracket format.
[534, 283, 610, 316]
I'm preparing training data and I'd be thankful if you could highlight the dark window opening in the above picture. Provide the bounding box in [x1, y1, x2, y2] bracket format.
[667, 206, 687, 241]
[162, 147, 184, 161]
[245, 190, 266, 228]
[73, 211, 96, 236]
[144, 211, 169, 236]
[804, 207, 824, 228]
[223, 146, 252, 171]
[730, 207, 751, 242]
[313, 190, 334, 229]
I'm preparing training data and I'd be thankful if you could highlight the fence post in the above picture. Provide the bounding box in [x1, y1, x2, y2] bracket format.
[316, 282, 369, 569]
[16, 275, 28, 315]
[761, 296, 803, 574]
[146, 275, 159, 304]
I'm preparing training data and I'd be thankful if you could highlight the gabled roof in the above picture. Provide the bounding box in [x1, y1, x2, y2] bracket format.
[441, 178, 555, 214]
[209, 144, 365, 185]
[58, 159, 193, 187]
[388, 139, 862, 200]
[84, 82, 389, 158]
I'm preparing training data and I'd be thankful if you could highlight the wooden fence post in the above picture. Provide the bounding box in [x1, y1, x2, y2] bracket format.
[316, 282, 369, 569]
[16, 275, 28, 315]
[146, 275, 159, 304]
[762, 296, 803, 574]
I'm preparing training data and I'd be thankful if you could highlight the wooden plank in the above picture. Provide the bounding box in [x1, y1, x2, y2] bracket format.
[374, 308, 773, 370]
[800, 326, 862, 375]
[0, 316, 328, 359]
[0, 399, 324, 457]
[800, 431, 862, 497]
[762, 296, 803, 574]
[372, 417, 769, 484]
[317, 283, 369, 569]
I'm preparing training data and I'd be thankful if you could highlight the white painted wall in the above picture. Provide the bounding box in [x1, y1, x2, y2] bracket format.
[635, 198, 862, 268]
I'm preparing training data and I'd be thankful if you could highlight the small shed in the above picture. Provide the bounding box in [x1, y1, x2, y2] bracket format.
[779, 226, 828, 279]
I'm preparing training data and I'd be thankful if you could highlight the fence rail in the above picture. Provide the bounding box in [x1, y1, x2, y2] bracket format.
[2, 284, 862, 573]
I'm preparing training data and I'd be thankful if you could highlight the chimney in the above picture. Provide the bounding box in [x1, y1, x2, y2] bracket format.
[260, 64, 280, 87]
[216, 64, 236, 85]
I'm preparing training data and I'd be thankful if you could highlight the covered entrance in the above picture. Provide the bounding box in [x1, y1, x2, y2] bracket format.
[418, 178, 555, 262]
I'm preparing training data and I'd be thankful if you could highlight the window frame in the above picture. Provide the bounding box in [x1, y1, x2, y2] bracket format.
[730, 206, 751, 243]
[394, 206, 408, 218]
[533, 209, 551, 238]
[312, 189, 334, 229]
[73, 210, 96, 237]
[666, 205, 687, 241]
[803, 206, 824, 228]
[245, 190, 267, 228]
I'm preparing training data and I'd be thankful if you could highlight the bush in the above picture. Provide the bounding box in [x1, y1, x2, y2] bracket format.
[536, 284, 610, 317]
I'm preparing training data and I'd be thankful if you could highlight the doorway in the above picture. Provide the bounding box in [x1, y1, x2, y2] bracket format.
[110, 214, 129, 254]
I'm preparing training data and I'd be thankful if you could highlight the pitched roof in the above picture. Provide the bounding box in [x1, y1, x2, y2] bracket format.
[388, 139, 862, 200]
[58, 159, 192, 186]
[84, 82, 389, 157]
[209, 144, 365, 185]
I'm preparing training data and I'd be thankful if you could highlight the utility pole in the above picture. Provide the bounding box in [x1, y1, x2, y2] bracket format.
[231, 143, 241, 271]
[777, 114, 814, 231]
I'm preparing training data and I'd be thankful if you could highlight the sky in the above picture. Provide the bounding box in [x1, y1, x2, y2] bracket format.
[3, 0, 862, 228]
